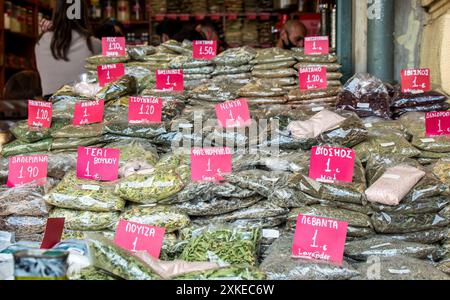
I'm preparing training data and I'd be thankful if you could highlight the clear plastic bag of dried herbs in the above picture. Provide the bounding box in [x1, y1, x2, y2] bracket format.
[95, 75, 138, 102]
[50, 208, 119, 231]
[119, 205, 190, 233]
[86, 234, 161, 280]
[180, 225, 261, 266]
[44, 171, 125, 212]
[1, 138, 53, 158]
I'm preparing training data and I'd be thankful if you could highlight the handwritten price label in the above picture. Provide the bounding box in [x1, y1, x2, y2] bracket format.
[190, 147, 232, 182]
[426, 111, 450, 137]
[73, 100, 104, 126]
[114, 220, 165, 258]
[309, 146, 355, 183]
[401, 68, 430, 93]
[7, 155, 48, 187]
[215, 99, 251, 128]
[128, 97, 162, 124]
[156, 69, 184, 92]
[76, 147, 119, 181]
[102, 37, 126, 57]
[97, 63, 125, 87]
[28, 100, 52, 128]
[193, 40, 217, 60]
[292, 214, 348, 265]
[304, 36, 329, 55]
[299, 66, 327, 90]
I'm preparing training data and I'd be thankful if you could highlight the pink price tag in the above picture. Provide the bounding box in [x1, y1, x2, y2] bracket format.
[292, 214, 348, 265]
[192, 40, 217, 60]
[215, 99, 251, 128]
[102, 37, 126, 57]
[156, 69, 184, 92]
[426, 111, 450, 137]
[309, 146, 355, 183]
[73, 100, 104, 126]
[190, 147, 232, 182]
[299, 66, 327, 90]
[304, 36, 329, 55]
[28, 100, 52, 128]
[97, 63, 125, 87]
[114, 220, 165, 258]
[128, 97, 163, 124]
[7, 155, 48, 187]
[76, 147, 119, 181]
[401, 68, 431, 93]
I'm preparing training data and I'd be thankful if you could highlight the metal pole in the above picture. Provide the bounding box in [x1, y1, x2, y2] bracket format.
[367, 0, 394, 83]
[337, 0, 353, 83]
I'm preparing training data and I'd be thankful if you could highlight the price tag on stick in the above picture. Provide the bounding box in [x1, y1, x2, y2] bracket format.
[114, 220, 165, 258]
[97, 63, 125, 87]
[193, 40, 217, 60]
[7, 155, 48, 187]
[426, 111, 450, 137]
[190, 147, 232, 182]
[215, 99, 251, 128]
[309, 146, 355, 183]
[156, 69, 184, 92]
[40, 218, 65, 249]
[401, 68, 430, 93]
[76, 147, 119, 181]
[73, 100, 104, 126]
[299, 66, 327, 90]
[102, 37, 126, 57]
[292, 214, 348, 265]
[128, 97, 162, 124]
[304, 36, 329, 55]
[28, 100, 52, 128]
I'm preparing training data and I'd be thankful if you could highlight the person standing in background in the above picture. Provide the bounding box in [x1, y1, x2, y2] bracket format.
[35, 0, 101, 98]
[94, 18, 125, 39]
[277, 20, 308, 50]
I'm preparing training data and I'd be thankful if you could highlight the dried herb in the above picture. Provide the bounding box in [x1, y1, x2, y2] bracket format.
[383, 228, 449, 244]
[174, 266, 266, 280]
[1, 138, 52, 158]
[51, 123, 104, 139]
[0, 215, 46, 235]
[354, 256, 449, 280]
[10, 120, 51, 143]
[287, 205, 372, 228]
[44, 172, 125, 212]
[260, 234, 359, 280]
[0, 184, 50, 216]
[370, 196, 448, 215]
[87, 234, 161, 280]
[50, 208, 119, 231]
[51, 136, 102, 150]
[86, 54, 129, 65]
[213, 47, 256, 67]
[119, 205, 190, 233]
[252, 68, 297, 78]
[371, 212, 449, 234]
[344, 236, 439, 261]
[72, 266, 118, 280]
[180, 225, 261, 266]
[95, 75, 137, 102]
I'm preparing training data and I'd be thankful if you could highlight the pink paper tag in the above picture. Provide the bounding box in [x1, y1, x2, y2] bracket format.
[192, 40, 217, 60]
[190, 147, 232, 182]
[128, 96, 163, 124]
[292, 214, 348, 265]
[73, 100, 104, 125]
[156, 69, 184, 92]
[97, 63, 125, 87]
[309, 146, 355, 183]
[76, 147, 119, 181]
[299, 66, 327, 90]
[114, 220, 165, 258]
[102, 37, 126, 57]
[426, 111, 450, 137]
[401, 68, 430, 93]
[7, 155, 48, 187]
[304, 36, 329, 55]
[28, 100, 52, 128]
[215, 99, 251, 128]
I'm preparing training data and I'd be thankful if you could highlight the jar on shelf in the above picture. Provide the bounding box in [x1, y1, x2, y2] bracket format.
[91, 0, 102, 19]
[131, 0, 142, 21]
[4, 2, 12, 30]
[117, 0, 130, 22]
[10, 5, 20, 33]
[104, 0, 116, 18]
[27, 7, 34, 35]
